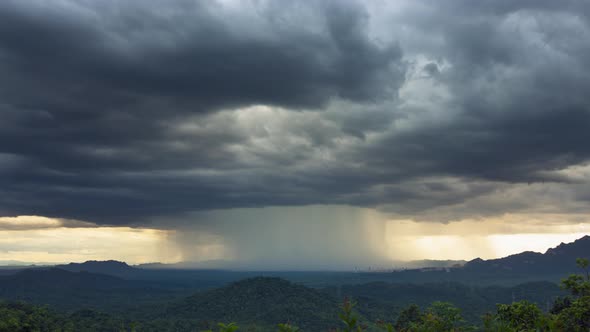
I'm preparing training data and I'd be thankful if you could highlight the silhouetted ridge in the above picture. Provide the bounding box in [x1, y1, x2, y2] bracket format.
[57, 260, 136, 276]
[545, 235, 590, 255]
[462, 235, 590, 274]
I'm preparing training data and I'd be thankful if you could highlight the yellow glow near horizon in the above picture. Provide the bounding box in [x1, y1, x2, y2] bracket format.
[2, 212, 590, 265]
[384, 216, 590, 260]
[396, 233, 589, 260]
[487, 233, 590, 258]
[0, 226, 182, 264]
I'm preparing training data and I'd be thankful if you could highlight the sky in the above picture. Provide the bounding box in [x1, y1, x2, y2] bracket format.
[1, 0, 590, 269]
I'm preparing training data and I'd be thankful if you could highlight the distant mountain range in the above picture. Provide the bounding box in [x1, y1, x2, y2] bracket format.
[0, 235, 587, 331]
[461, 235, 590, 275]
[135, 259, 468, 271]
[48, 235, 590, 275]
[57, 260, 137, 276]
[2, 235, 589, 328]
[5, 235, 589, 276]
[0, 234, 588, 288]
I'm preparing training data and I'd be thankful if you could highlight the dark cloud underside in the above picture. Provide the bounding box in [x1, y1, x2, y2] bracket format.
[1, 0, 590, 225]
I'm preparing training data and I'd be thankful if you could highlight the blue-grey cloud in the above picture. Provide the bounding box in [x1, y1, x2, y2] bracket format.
[1, 0, 590, 227]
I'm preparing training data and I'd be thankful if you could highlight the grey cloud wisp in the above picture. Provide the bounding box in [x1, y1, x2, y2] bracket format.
[1, 0, 590, 227]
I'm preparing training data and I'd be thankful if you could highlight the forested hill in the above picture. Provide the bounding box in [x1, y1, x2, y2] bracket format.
[0, 268, 182, 312]
[323, 280, 564, 324]
[0, 268, 128, 290]
[0, 274, 570, 331]
[166, 277, 340, 331]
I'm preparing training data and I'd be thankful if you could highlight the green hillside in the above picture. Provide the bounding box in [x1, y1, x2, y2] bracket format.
[166, 277, 341, 331]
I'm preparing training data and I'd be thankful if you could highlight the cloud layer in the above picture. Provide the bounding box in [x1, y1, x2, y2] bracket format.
[1, 0, 590, 231]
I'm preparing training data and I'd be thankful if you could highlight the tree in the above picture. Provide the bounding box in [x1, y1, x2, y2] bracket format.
[484, 258, 590, 331]
[395, 304, 422, 331]
[553, 257, 590, 330]
[561, 258, 590, 297]
[338, 297, 366, 332]
[420, 302, 465, 331]
[492, 300, 546, 331]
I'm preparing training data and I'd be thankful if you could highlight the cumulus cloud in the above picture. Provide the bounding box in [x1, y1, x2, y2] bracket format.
[0, 215, 94, 230]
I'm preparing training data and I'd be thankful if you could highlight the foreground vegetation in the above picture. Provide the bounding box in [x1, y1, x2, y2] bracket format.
[1, 258, 589, 331]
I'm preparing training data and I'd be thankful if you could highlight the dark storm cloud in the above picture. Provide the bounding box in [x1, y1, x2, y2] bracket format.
[2, 0, 590, 225]
[0, 0, 401, 173]
[364, 108, 590, 183]
[378, 0, 590, 184]
[0, 0, 404, 223]
[0, 0, 402, 111]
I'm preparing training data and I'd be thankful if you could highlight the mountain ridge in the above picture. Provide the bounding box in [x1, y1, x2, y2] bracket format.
[461, 235, 590, 274]
[57, 260, 136, 275]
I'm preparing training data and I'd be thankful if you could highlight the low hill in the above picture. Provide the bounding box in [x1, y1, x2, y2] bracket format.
[0, 268, 182, 312]
[166, 277, 341, 331]
[324, 280, 564, 324]
[0, 268, 128, 289]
